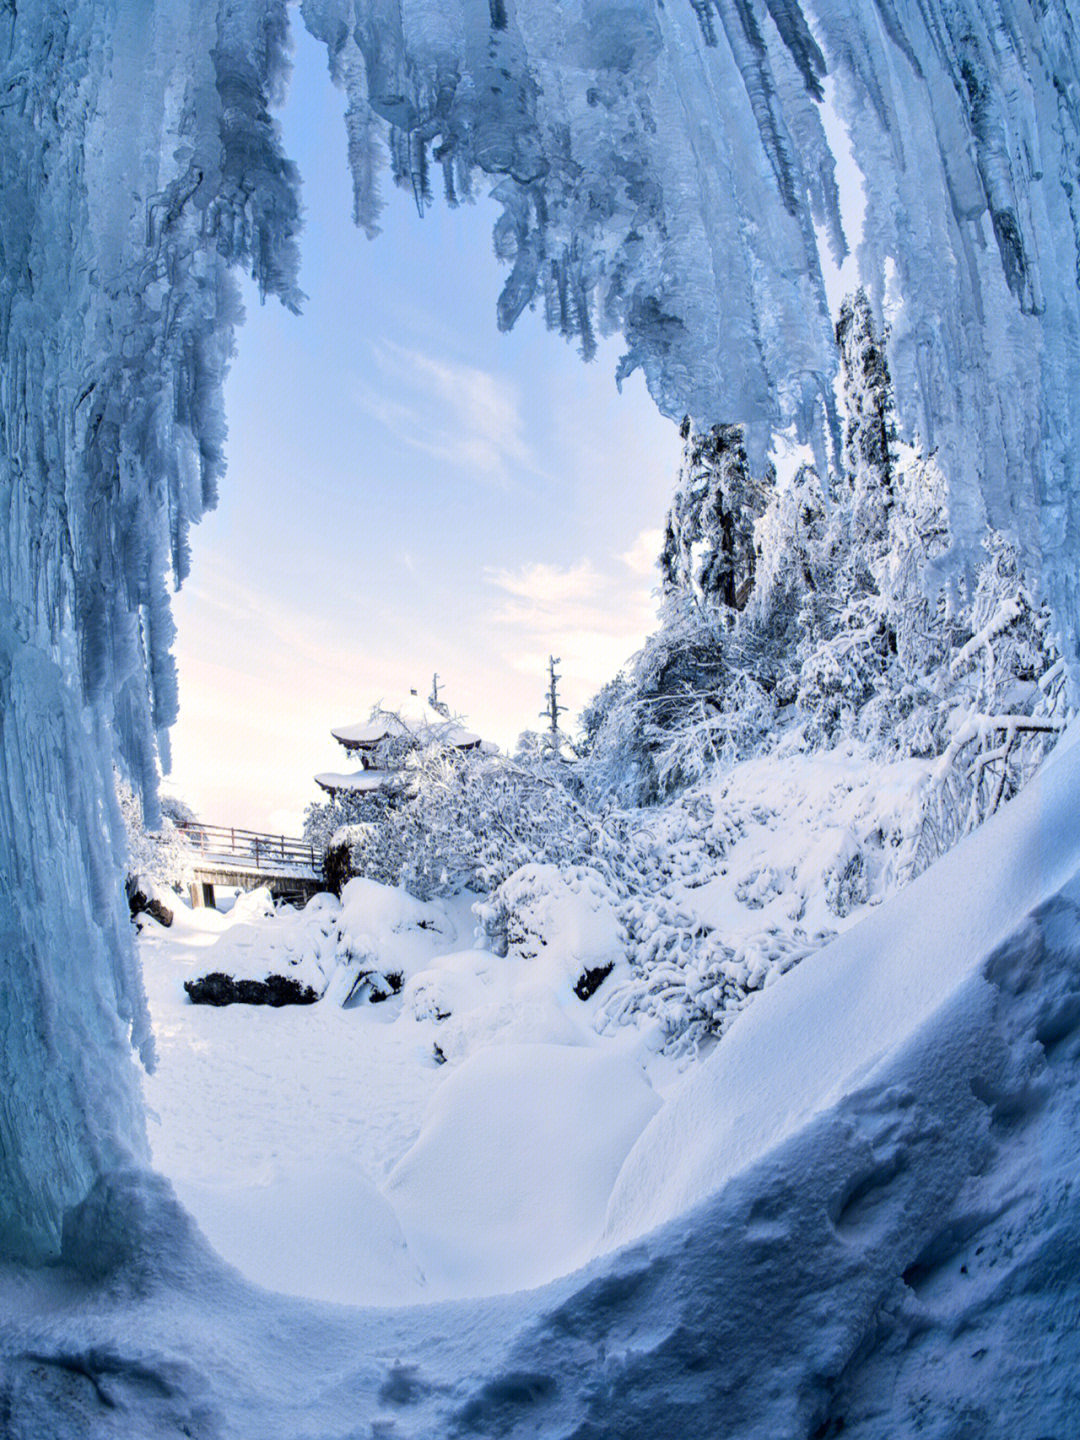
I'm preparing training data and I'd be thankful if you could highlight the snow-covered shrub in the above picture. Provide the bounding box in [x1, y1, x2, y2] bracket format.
[116, 774, 196, 896]
[475, 864, 624, 976]
[332, 878, 460, 1003]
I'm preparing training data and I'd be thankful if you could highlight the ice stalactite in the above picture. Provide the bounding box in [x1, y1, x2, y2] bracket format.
[302, 0, 1080, 660]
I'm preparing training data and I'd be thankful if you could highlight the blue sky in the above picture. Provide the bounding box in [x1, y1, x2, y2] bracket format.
[166, 22, 682, 833]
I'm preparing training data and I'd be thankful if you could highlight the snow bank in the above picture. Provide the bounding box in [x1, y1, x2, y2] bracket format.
[386, 1043, 659, 1298]
[604, 724, 1080, 1246]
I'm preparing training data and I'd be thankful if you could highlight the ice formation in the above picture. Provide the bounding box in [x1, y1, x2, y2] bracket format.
[3, 0, 1080, 1421]
[300, 0, 1080, 637]
[0, 0, 304, 1257]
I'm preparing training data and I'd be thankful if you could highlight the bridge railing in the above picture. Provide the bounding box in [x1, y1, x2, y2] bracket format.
[177, 822, 320, 875]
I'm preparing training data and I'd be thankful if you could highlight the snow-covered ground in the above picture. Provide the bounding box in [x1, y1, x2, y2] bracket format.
[137, 736, 942, 1308]
[6, 725, 1080, 1434]
[139, 879, 672, 1303]
[137, 730, 1053, 1318]
[6, 722, 1080, 1436]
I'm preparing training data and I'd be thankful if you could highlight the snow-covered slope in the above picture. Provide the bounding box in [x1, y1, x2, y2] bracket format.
[5, 726, 1080, 1437]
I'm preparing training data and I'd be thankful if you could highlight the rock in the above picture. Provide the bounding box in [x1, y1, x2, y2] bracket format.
[184, 972, 320, 1007]
[574, 961, 614, 1001]
[126, 876, 174, 928]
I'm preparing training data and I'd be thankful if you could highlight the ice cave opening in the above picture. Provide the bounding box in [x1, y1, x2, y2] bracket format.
[5, 1, 1080, 1434]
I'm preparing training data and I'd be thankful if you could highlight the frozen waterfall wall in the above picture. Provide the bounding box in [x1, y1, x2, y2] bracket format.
[0, 0, 301, 1257]
[1, 0, 1079, 1258]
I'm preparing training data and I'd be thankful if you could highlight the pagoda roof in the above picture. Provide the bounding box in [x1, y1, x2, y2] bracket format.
[314, 770, 394, 796]
[331, 704, 481, 751]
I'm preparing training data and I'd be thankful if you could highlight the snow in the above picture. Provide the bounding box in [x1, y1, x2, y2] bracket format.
[606, 721, 1080, 1246]
[6, 0, 1080, 1428]
[139, 895, 436, 1304]
[5, 722, 1080, 1436]
[314, 769, 392, 793]
[386, 1043, 660, 1298]
[137, 874, 660, 1305]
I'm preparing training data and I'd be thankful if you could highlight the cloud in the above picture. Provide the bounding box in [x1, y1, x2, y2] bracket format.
[620, 528, 664, 578]
[355, 342, 539, 486]
[487, 559, 604, 608]
[484, 543, 661, 715]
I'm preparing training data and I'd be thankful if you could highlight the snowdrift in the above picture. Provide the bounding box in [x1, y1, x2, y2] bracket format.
[5, 728, 1080, 1436]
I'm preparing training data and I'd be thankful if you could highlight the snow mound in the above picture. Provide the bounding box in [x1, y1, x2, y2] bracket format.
[403, 947, 594, 1064]
[386, 1043, 660, 1298]
[337, 877, 458, 962]
[193, 889, 341, 996]
[173, 1161, 424, 1307]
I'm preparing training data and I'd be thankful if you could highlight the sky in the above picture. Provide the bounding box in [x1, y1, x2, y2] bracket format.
[166, 22, 682, 834]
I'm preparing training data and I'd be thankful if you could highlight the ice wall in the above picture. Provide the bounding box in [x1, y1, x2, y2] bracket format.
[0, 0, 301, 1256]
[3, 0, 1080, 1257]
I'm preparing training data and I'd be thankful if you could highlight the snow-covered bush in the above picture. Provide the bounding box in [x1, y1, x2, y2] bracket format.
[475, 863, 624, 973]
[116, 774, 196, 896]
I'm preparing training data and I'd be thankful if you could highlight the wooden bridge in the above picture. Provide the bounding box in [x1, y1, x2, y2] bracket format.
[178, 823, 324, 908]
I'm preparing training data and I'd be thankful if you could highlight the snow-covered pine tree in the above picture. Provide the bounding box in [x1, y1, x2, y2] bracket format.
[660, 419, 772, 613]
[582, 420, 777, 804]
[835, 288, 896, 551]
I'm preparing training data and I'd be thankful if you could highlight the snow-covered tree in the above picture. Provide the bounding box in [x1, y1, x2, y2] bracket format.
[660, 419, 773, 612]
[569, 292, 1068, 1052]
[585, 290, 1065, 825]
